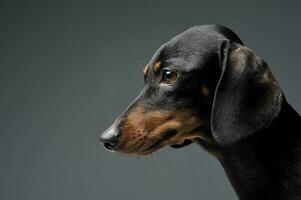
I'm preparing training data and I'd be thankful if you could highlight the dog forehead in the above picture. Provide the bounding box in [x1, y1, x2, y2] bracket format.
[163, 25, 243, 57]
[155, 34, 218, 71]
[164, 28, 221, 58]
[148, 25, 242, 71]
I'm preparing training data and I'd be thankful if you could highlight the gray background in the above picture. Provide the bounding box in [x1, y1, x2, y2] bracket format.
[1, 0, 300, 200]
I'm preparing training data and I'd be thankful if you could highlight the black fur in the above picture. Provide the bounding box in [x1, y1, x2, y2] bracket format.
[101, 25, 301, 200]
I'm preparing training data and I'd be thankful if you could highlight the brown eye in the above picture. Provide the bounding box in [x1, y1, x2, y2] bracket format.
[161, 69, 177, 84]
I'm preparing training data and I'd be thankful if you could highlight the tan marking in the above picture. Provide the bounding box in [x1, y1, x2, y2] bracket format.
[229, 46, 251, 74]
[201, 86, 210, 96]
[153, 61, 162, 72]
[117, 105, 213, 155]
[143, 65, 148, 76]
[262, 71, 269, 82]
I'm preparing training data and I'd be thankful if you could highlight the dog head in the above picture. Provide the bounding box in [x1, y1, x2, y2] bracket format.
[100, 25, 283, 156]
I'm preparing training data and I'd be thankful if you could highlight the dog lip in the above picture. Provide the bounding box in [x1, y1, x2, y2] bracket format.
[170, 139, 193, 149]
[143, 139, 165, 153]
[139, 142, 166, 156]
[140, 130, 178, 154]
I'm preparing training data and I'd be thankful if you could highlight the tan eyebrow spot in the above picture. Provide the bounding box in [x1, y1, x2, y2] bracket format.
[201, 86, 210, 96]
[153, 61, 162, 72]
[143, 65, 148, 76]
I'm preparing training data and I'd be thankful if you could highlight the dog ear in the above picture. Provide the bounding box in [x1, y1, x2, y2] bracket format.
[211, 42, 283, 146]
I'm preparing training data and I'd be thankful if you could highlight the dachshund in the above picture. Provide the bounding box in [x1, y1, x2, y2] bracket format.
[100, 25, 301, 200]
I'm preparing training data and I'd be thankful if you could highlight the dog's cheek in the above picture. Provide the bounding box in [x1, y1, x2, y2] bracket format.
[117, 106, 171, 151]
[117, 120, 146, 152]
[116, 107, 147, 151]
[116, 105, 205, 153]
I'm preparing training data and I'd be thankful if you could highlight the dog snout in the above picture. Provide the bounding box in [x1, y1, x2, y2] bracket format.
[100, 125, 119, 151]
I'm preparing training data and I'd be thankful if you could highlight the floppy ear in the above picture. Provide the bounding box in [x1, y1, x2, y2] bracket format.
[211, 42, 283, 146]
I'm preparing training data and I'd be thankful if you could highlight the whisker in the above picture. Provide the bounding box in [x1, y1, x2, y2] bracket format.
[150, 154, 156, 168]
[135, 60, 147, 70]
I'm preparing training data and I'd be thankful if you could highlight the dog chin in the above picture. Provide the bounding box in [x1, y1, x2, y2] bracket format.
[119, 139, 194, 156]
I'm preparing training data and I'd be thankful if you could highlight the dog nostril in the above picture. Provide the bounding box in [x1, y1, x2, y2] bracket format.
[99, 136, 118, 152]
[103, 141, 115, 151]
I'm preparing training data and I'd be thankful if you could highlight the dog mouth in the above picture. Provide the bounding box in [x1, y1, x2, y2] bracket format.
[139, 139, 193, 156]
[118, 129, 202, 156]
[139, 130, 179, 155]
[103, 106, 209, 156]
[116, 130, 177, 156]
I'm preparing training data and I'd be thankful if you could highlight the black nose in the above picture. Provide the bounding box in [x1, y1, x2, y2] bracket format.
[99, 135, 118, 151]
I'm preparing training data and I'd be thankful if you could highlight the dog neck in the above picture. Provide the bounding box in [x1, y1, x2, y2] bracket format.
[212, 100, 301, 200]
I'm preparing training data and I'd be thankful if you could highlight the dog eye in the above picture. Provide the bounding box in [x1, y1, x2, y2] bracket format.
[161, 69, 177, 84]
